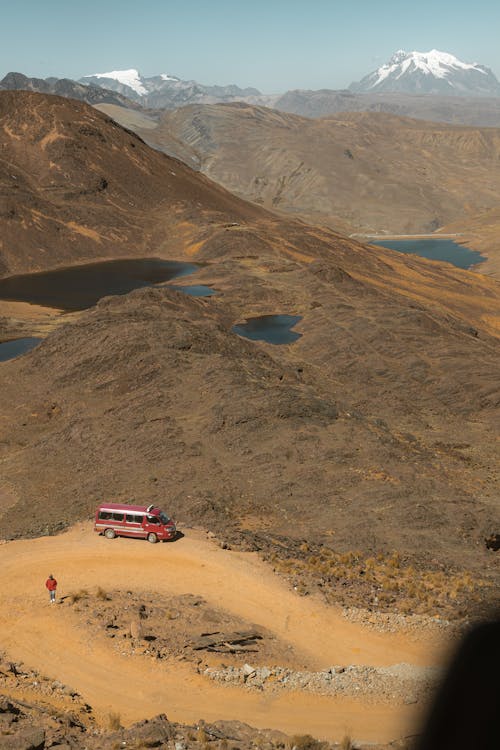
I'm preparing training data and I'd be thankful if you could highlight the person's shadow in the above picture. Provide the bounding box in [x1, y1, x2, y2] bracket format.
[416, 616, 500, 749]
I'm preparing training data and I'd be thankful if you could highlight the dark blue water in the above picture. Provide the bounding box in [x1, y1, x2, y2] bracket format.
[232, 315, 302, 345]
[0, 259, 198, 311]
[167, 284, 215, 297]
[0, 337, 42, 362]
[372, 239, 486, 269]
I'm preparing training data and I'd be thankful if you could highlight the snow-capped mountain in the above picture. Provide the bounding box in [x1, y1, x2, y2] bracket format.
[349, 50, 500, 96]
[80, 68, 264, 108]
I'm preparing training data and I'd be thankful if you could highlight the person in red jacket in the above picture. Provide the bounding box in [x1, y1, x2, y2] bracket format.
[45, 574, 57, 603]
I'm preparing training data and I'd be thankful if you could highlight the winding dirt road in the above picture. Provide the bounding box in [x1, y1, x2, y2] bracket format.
[0, 523, 448, 743]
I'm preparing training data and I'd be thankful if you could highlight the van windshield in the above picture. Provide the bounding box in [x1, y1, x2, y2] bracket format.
[159, 512, 171, 524]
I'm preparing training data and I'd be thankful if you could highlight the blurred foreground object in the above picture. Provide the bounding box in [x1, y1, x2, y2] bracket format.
[416, 618, 500, 749]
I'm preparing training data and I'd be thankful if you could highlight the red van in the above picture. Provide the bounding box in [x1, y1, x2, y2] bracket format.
[94, 503, 177, 543]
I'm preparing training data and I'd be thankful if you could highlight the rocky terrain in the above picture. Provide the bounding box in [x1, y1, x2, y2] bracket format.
[0, 690, 411, 750]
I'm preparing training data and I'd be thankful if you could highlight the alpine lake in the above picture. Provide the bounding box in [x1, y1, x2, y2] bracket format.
[0, 241, 485, 361]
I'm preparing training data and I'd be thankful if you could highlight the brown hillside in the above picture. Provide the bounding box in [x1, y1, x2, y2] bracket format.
[0, 91, 499, 611]
[0, 91, 264, 276]
[131, 103, 500, 245]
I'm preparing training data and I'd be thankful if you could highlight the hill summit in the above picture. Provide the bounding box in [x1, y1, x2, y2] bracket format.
[350, 49, 500, 96]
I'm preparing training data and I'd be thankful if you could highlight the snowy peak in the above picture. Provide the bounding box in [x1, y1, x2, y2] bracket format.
[83, 68, 148, 96]
[350, 50, 500, 97]
[384, 50, 484, 81]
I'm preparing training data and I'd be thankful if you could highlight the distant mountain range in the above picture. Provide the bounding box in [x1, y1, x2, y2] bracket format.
[82, 52, 500, 103]
[2, 49, 500, 126]
[349, 49, 500, 96]
[79, 68, 272, 109]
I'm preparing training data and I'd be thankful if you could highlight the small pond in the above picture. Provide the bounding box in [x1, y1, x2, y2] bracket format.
[232, 315, 302, 345]
[0, 258, 199, 311]
[0, 337, 42, 362]
[167, 284, 215, 297]
[372, 239, 486, 269]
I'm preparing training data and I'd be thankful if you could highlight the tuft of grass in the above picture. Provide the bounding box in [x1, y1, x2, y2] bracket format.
[197, 727, 208, 743]
[69, 589, 88, 604]
[108, 711, 122, 731]
[340, 736, 353, 750]
[96, 586, 109, 601]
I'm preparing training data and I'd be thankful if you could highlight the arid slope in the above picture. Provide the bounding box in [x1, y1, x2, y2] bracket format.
[130, 103, 500, 244]
[0, 91, 499, 600]
[0, 91, 264, 276]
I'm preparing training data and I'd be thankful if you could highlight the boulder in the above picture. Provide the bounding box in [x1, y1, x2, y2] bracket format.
[485, 534, 500, 551]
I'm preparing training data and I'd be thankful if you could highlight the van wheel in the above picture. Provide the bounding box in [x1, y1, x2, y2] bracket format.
[104, 528, 116, 539]
[147, 532, 158, 544]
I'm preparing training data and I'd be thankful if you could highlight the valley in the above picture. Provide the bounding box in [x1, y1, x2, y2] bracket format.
[99, 102, 500, 275]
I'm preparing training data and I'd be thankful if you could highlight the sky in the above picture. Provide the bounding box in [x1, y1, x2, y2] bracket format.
[2, 0, 500, 93]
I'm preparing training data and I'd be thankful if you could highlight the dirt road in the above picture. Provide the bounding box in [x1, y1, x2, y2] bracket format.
[0, 523, 448, 743]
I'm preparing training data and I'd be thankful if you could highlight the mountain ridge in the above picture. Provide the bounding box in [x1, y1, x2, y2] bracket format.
[0, 70, 139, 108]
[80, 67, 268, 109]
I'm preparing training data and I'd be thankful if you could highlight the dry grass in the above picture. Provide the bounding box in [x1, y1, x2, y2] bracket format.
[269, 545, 487, 618]
[196, 727, 208, 744]
[96, 586, 109, 601]
[69, 589, 88, 604]
[340, 736, 352, 750]
[108, 711, 122, 730]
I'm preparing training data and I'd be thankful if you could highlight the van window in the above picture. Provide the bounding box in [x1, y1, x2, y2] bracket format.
[126, 514, 143, 523]
[112, 512, 124, 521]
[147, 515, 160, 524]
[99, 511, 111, 520]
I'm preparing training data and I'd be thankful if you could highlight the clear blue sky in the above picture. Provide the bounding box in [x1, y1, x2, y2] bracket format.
[2, 0, 500, 92]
